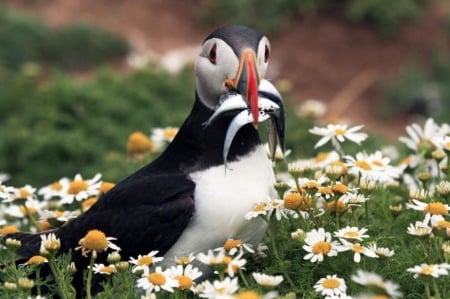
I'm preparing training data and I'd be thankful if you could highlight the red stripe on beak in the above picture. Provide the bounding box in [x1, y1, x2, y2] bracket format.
[245, 57, 259, 126]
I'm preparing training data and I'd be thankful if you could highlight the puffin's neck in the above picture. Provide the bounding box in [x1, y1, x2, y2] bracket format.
[149, 93, 261, 173]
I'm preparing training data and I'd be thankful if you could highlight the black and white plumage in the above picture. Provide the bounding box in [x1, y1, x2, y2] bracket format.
[8, 25, 285, 293]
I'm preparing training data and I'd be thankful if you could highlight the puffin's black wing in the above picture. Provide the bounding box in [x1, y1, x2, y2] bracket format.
[57, 173, 195, 259]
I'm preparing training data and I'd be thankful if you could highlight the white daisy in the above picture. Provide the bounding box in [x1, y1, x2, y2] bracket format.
[334, 226, 369, 242]
[407, 219, 433, 237]
[399, 118, 450, 153]
[296, 99, 327, 118]
[339, 239, 378, 263]
[407, 263, 449, 279]
[406, 199, 449, 216]
[351, 269, 402, 299]
[219, 238, 254, 256]
[313, 274, 347, 297]
[252, 272, 284, 288]
[303, 228, 346, 263]
[38, 177, 70, 200]
[39, 233, 61, 256]
[166, 264, 202, 291]
[198, 277, 239, 298]
[92, 263, 116, 275]
[309, 123, 368, 149]
[245, 202, 270, 220]
[59, 173, 102, 205]
[366, 243, 395, 257]
[345, 151, 402, 184]
[0, 182, 16, 201]
[137, 266, 178, 294]
[225, 254, 247, 277]
[130, 251, 164, 274]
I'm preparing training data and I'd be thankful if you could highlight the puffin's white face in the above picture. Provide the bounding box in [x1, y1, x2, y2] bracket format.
[195, 35, 271, 110]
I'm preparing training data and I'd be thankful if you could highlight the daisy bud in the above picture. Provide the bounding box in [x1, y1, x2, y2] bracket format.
[17, 277, 34, 290]
[291, 229, 306, 242]
[5, 238, 21, 251]
[115, 261, 130, 272]
[389, 204, 403, 217]
[107, 251, 122, 264]
[274, 181, 290, 198]
[417, 172, 431, 183]
[436, 181, 450, 198]
[68, 262, 77, 274]
[442, 241, 450, 258]
[432, 149, 446, 162]
[4, 282, 17, 291]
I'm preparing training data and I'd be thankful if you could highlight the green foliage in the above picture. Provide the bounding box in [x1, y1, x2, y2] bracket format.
[346, 0, 423, 37]
[0, 6, 129, 70]
[196, 0, 427, 35]
[379, 52, 450, 123]
[196, 0, 334, 33]
[0, 66, 194, 186]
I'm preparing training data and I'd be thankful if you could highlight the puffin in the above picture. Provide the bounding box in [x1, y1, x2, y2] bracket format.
[9, 25, 285, 293]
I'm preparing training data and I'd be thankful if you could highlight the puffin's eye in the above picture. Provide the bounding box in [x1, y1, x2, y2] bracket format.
[208, 44, 217, 64]
[264, 45, 270, 63]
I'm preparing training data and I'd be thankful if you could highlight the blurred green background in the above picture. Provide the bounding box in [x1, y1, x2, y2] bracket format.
[0, 0, 449, 186]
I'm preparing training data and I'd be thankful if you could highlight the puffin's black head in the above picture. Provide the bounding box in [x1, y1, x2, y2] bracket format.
[195, 25, 271, 126]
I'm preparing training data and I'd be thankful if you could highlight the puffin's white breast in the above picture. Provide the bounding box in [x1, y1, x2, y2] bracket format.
[163, 145, 275, 259]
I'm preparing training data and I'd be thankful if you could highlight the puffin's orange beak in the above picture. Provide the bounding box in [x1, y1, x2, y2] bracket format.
[225, 50, 260, 127]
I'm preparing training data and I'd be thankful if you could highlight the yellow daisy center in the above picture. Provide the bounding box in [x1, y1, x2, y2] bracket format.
[352, 244, 364, 253]
[326, 200, 346, 213]
[315, 152, 330, 162]
[176, 256, 192, 265]
[224, 239, 242, 251]
[436, 220, 450, 229]
[343, 231, 360, 238]
[82, 197, 98, 211]
[424, 202, 448, 215]
[80, 229, 108, 252]
[312, 241, 332, 255]
[176, 275, 193, 290]
[0, 225, 20, 235]
[372, 160, 384, 167]
[27, 255, 47, 265]
[163, 128, 178, 139]
[334, 128, 347, 135]
[148, 272, 166, 286]
[127, 131, 153, 154]
[318, 186, 332, 194]
[99, 265, 116, 274]
[283, 192, 302, 210]
[329, 160, 348, 175]
[20, 206, 37, 216]
[137, 255, 154, 266]
[68, 180, 88, 195]
[221, 256, 232, 265]
[331, 184, 349, 194]
[322, 278, 340, 289]
[253, 203, 267, 212]
[51, 181, 63, 191]
[18, 188, 31, 198]
[355, 161, 372, 170]
[420, 265, 434, 276]
[100, 182, 115, 194]
[236, 291, 261, 299]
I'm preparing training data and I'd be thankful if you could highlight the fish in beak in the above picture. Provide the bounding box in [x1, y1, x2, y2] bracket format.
[204, 78, 285, 168]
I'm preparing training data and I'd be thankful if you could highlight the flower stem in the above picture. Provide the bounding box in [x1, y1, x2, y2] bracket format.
[85, 252, 96, 299]
[431, 279, 442, 299]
